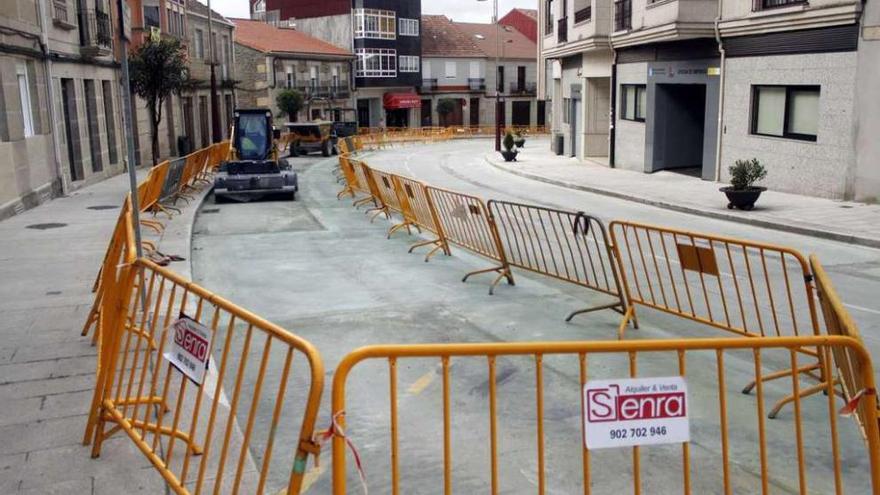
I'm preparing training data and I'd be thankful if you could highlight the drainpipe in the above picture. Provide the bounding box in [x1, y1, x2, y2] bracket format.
[713, 0, 726, 182]
[36, 0, 67, 194]
[609, 46, 617, 168]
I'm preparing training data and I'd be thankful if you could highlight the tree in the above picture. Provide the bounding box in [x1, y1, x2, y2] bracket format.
[436, 98, 456, 117]
[276, 89, 304, 122]
[129, 37, 188, 164]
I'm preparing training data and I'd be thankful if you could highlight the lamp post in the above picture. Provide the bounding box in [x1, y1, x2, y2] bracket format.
[477, 0, 502, 151]
[207, 0, 221, 142]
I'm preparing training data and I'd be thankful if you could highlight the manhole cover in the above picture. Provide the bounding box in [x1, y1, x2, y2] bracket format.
[26, 223, 67, 230]
[45, 290, 62, 296]
[87, 205, 118, 210]
[840, 205, 854, 209]
[201, 208, 221, 214]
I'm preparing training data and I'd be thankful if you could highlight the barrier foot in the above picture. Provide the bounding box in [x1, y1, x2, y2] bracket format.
[565, 302, 626, 323]
[387, 222, 414, 239]
[767, 378, 839, 419]
[462, 265, 515, 295]
[353, 196, 375, 209]
[93, 405, 204, 458]
[617, 306, 637, 340]
[337, 189, 354, 200]
[367, 207, 388, 223]
[741, 362, 822, 395]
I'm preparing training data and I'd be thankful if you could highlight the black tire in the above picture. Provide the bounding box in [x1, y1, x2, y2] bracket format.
[214, 194, 229, 204]
[291, 145, 300, 157]
[322, 140, 331, 157]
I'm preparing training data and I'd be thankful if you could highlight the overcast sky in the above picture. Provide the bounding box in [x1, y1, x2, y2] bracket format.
[204, 0, 538, 23]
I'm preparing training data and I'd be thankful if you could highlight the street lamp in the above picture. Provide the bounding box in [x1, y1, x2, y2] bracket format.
[477, 0, 502, 151]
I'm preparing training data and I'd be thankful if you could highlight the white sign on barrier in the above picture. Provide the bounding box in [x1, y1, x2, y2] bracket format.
[163, 314, 212, 385]
[583, 376, 689, 450]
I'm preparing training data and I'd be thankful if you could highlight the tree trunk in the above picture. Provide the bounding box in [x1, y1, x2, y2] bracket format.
[148, 105, 159, 166]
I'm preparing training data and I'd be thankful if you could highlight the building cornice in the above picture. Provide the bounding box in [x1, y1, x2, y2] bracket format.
[542, 36, 610, 58]
[718, 3, 860, 38]
[611, 22, 716, 48]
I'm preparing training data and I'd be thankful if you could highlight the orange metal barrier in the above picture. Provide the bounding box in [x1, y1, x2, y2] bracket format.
[137, 161, 171, 235]
[85, 255, 325, 495]
[609, 220, 824, 417]
[336, 155, 363, 200]
[426, 186, 513, 294]
[811, 255, 878, 447]
[488, 200, 629, 322]
[349, 158, 379, 209]
[389, 174, 450, 260]
[330, 336, 880, 494]
[367, 167, 413, 236]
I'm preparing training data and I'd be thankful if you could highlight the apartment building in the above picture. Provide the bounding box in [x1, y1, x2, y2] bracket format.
[1, 0, 127, 219]
[420, 14, 541, 128]
[540, 0, 880, 200]
[233, 19, 354, 124]
[499, 8, 538, 43]
[251, 0, 353, 50]
[182, 0, 235, 151]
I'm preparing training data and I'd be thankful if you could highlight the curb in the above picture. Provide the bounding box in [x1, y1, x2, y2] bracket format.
[484, 155, 880, 250]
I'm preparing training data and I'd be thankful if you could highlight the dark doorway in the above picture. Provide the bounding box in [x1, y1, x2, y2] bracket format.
[61, 78, 83, 181]
[83, 79, 102, 172]
[182, 97, 195, 145]
[101, 81, 118, 165]
[537, 100, 546, 126]
[497, 66, 505, 93]
[386, 108, 409, 128]
[517, 66, 526, 92]
[469, 98, 480, 126]
[357, 99, 370, 128]
[652, 84, 706, 172]
[511, 101, 530, 126]
[497, 99, 506, 128]
[199, 95, 209, 148]
[438, 99, 463, 127]
[421, 99, 432, 126]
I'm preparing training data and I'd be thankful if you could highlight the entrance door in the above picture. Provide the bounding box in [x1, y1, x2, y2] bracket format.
[585, 77, 610, 157]
[469, 98, 479, 126]
[199, 95, 209, 148]
[357, 99, 370, 128]
[421, 99, 432, 126]
[61, 78, 83, 181]
[517, 66, 526, 93]
[537, 100, 546, 127]
[652, 84, 706, 173]
[386, 108, 409, 128]
[439, 100, 463, 127]
[497, 99, 506, 127]
[511, 101, 530, 126]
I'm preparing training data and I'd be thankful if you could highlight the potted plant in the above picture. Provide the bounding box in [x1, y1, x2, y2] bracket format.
[514, 131, 526, 148]
[500, 131, 518, 162]
[720, 158, 767, 211]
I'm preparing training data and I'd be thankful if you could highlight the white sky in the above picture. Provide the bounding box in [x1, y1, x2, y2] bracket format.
[202, 0, 538, 23]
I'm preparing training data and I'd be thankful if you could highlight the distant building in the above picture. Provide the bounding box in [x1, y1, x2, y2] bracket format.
[232, 19, 355, 124]
[251, 0, 353, 50]
[499, 8, 538, 43]
[420, 14, 541, 129]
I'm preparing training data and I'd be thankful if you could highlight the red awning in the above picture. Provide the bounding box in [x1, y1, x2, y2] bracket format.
[383, 93, 421, 109]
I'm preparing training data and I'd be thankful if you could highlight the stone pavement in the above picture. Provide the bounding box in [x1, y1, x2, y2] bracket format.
[486, 137, 880, 248]
[0, 171, 200, 493]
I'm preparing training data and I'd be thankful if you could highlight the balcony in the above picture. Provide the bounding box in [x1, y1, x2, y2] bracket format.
[79, 9, 112, 58]
[509, 81, 537, 95]
[574, 6, 592, 24]
[754, 0, 807, 9]
[545, 13, 554, 34]
[614, 0, 632, 32]
[421, 78, 438, 92]
[468, 78, 486, 91]
[557, 17, 568, 43]
[295, 84, 351, 100]
[53, 0, 76, 29]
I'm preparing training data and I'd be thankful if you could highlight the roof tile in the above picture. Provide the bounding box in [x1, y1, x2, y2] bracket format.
[231, 19, 352, 57]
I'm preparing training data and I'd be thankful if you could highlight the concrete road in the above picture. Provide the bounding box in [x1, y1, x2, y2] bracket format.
[191, 141, 880, 494]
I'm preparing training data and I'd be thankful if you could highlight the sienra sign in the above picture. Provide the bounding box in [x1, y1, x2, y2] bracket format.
[163, 314, 212, 385]
[583, 376, 689, 449]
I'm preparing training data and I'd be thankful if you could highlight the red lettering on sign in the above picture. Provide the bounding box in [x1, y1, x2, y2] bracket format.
[173, 322, 208, 363]
[587, 385, 686, 422]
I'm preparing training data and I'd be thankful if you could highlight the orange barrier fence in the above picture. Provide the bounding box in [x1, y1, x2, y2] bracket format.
[349, 158, 379, 209]
[425, 186, 513, 294]
[85, 254, 325, 495]
[368, 167, 411, 235]
[390, 174, 450, 260]
[488, 200, 629, 322]
[609, 220, 823, 417]
[331, 336, 880, 494]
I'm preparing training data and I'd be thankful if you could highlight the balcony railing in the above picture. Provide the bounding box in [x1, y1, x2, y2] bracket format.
[468, 78, 486, 91]
[557, 17, 568, 43]
[754, 0, 806, 9]
[509, 81, 537, 95]
[614, 0, 632, 31]
[574, 6, 592, 23]
[53, 0, 72, 25]
[545, 13, 554, 34]
[294, 83, 351, 99]
[79, 9, 112, 57]
[421, 78, 438, 92]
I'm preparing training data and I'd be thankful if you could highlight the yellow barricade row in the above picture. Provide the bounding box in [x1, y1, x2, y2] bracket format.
[390, 174, 450, 260]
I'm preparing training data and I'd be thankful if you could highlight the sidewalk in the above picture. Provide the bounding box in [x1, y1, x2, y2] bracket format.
[0, 171, 200, 493]
[486, 138, 880, 248]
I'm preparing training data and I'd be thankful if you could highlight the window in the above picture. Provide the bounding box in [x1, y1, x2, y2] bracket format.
[194, 29, 204, 59]
[17, 67, 34, 138]
[354, 8, 396, 39]
[399, 18, 419, 36]
[253, 0, 264, 13]
[620, 84, 646, 122]
[399, 55, 419, 73]
[355, 48, 397, 77]
[445, 61, 456, 79]
[143, 6, 160, 28]
[286, 69, 294, 89]
[562, 97, 570, 124]
[751, 85, 819, 141]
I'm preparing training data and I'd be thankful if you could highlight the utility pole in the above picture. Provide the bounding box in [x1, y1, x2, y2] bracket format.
[478, 0, 502, 151]
[117, 0, 144, 259]
[208, 0, 221, 142]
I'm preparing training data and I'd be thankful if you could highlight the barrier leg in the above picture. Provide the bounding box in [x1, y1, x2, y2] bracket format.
[388, 221, 415, 239]
[367, 206, 389, 222]
[741, 361, 821, 394]
[617, 306, 637, 340]
[353, 196, 375, 209]
[462, 264, 515, 295]
[565, 301, 627, 323]
[767, 378, 839, 419]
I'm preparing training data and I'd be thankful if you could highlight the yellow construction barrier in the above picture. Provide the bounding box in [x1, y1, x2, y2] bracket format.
[349, 158, 379, 209]
[85, 253, 325, 495]
[425, 186, 513, 293]
[367, 166, 412, 236]
[330, 336, 880, 494]
[609, 220, 824, 417]
[488, 199, 630, 322]
[389, 173, 450, 260]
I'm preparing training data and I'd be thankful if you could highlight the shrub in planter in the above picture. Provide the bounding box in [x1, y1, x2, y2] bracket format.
[720, 158, 767, 211]
[514, 131, 526, 148]
[500, 132, 518, 162]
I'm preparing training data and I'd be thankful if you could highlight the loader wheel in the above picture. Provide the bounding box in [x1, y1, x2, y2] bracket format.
[322, 140, 332, 157]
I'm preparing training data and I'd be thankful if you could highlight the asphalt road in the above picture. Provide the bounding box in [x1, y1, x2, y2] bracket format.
[191, 140, 880, 494]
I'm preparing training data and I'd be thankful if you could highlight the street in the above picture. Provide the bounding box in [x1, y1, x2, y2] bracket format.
[191, 138, 880, 493]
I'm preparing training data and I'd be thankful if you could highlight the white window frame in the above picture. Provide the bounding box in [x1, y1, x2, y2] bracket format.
[353, 8, 396, 40]
[194, 29, 204, 59]
[444, 61, 456, 79]
[286, 68, 294, 89]
[399, 18, 419, 36]
[17, 66, 34, 138]
[355, 48, 397, 77]
[399, 55, 419, 73]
